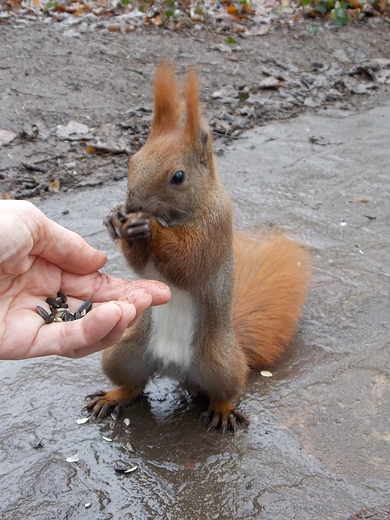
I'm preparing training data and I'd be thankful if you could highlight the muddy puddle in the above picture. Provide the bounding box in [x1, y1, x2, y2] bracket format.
[1, 105, 389, 519]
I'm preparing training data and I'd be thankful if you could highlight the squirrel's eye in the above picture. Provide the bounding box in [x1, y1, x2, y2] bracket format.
[170, 171, 185, 185]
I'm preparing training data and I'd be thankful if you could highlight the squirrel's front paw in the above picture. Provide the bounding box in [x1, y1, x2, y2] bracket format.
[121, 211, 151, 241]
[104, 207, 151, 242]
[104, 205, 129, 241]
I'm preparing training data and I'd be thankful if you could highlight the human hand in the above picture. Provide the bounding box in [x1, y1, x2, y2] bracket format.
[0, 200, 170, 360]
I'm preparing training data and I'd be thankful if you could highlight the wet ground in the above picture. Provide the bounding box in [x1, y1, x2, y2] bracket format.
[1, 101, 390, 519]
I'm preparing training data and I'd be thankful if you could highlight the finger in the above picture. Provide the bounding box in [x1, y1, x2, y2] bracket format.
[60, 271, 171, 307]
[26, 202, 107, 274]
[29, 301, 139, 358]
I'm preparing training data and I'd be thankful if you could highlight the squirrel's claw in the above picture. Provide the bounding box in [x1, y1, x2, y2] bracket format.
[104, 205, 128, 241]
[121, 212, 151, 242]
[83, 386, 142, 422]
[201, 407, 249, 434]
[83, 390, 117, 421]
[104, 206, 152, 242]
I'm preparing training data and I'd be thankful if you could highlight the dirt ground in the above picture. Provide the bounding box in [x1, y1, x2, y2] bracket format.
[1, 16, 390, 198]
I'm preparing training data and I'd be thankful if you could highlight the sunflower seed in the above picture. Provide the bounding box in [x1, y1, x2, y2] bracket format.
[85, 503, 91, 509]
[55, 309, 67, 320]
[46, 297, 60, 309]
[102, 436, 113, 442]
[57, 292, 67, 303]
[76, 417, 90, 425]
[63, 312, 75, 322]
[260, 370, 273, 377]
[66, 453, 80, 463]
[124, 418, 130, 426]
[36, 306, 50, 320]
[126, 442, 136, 453]
[32, 438, 43, 449]
[55, 296, 63, 307]
[125, 465, 138, 474]
[77, 300, 92, 315]
[114, 465, 138, 474]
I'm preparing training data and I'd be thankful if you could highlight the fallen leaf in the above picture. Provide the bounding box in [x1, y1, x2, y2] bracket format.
[108, 24, 121, 31]
[8, 0, 22, 9]
[346, 8, 359, 19]
[227, 5, 239, 14]
[259, 76, 282, 89]
[56, 121, 89, 138]
[49, 179, 60, 192]
[0, 129, 17, 146]
[241, 3, 255, 14]
[153, 14, 162, 25]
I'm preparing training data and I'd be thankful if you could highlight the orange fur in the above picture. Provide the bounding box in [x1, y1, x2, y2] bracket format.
[150, 62, 183, 136]
[184, 67, 200, 144]
[233, 231, 311, 369]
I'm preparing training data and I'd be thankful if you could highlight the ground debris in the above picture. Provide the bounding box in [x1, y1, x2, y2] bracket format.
[349, 505, 390, 520]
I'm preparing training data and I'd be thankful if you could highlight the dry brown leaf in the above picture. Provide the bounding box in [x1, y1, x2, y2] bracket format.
[241, 3, 255, 14]
[227, 5, 239, 14]
[108, 24, 121, 31]
[346, 8, 359, 19]
[8, 0, 22, 9]
[153, 14, 162, 25]
[33, 0, 42, 8]
[49, 179, 60, 192]
[86, 145, 97, 154]
[347, 0, 360, 8]
[259, 76, 281, 89]
[74, 5, 87, 16]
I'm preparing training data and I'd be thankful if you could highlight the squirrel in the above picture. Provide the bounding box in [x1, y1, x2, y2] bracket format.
[85, 63, 311, 433]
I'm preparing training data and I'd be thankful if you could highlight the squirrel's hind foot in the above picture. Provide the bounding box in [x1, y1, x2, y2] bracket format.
[201, 399, 249, 434]
[84, 386, 142, 421]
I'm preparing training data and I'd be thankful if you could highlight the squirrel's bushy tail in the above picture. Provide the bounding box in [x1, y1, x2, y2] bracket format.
[233, 232, 311, 369]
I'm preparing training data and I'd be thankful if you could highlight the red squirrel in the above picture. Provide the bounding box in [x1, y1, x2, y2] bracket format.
[85, 63, 311, 433]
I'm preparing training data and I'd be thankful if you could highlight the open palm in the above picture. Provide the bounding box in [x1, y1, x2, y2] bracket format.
[0, 201, 170, 360]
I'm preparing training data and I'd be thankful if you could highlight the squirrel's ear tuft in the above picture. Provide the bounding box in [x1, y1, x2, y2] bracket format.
[184, 67, 201, 145]
[151, 62, 183, 136]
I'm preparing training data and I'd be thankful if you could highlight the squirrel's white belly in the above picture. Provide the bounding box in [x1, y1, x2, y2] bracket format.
[143, 262, 195, 374]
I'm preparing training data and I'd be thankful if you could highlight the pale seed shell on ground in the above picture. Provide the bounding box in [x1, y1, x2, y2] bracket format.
[66, 453, 80, 463]
[260, 371, 273, 377]
[102, 436, 113, 442]
[124, 418, 130, 426]
[126, 442, 136, 453]
[125, 466, 138, 473]
[76, 417, 89, 425]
